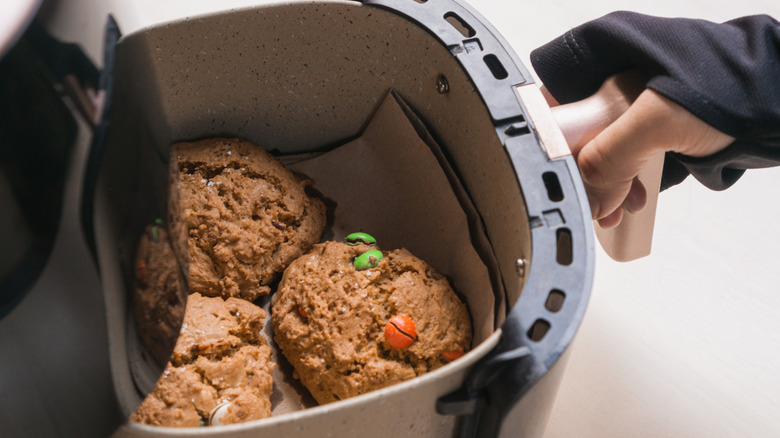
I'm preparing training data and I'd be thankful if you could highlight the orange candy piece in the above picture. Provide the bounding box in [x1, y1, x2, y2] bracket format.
[442, 348, 464, 361]
[136, 259, 147, 284]
[385, 315, 417, 349]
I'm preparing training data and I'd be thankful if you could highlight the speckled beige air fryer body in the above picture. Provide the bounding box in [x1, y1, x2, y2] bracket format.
[93, 1, 536, 436]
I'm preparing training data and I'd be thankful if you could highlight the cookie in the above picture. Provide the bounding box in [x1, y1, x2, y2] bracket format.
[168, 137, 326, 301]
[130, 293, 275, 427]
[133, 221, 187, 367]
[272, 238, 472, 404]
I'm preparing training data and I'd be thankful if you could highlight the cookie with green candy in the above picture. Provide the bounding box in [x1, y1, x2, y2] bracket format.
[272, 237, 472, 405]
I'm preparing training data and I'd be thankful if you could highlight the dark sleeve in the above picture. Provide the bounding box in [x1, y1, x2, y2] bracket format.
[530, 12, 780, 191]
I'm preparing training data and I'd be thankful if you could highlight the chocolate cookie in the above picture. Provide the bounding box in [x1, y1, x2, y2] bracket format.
[130, 293, 275, 427]
[133, 221, 187, 367]
[168, 137, 326, 301]
[272, 237, 472, 404]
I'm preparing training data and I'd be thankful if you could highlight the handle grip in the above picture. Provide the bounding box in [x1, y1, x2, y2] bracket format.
[550, 72, 665, 262]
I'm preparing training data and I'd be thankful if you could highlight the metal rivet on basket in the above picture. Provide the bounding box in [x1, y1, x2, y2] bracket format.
[436, 75, 449, 94]
[516, 258, 526, 277]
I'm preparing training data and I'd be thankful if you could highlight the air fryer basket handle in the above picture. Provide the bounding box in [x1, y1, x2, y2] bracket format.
[549, 71, 665, 262]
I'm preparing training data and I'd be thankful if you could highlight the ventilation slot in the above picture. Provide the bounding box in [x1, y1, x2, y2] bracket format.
[527, 319, 551, 342]
[505, 120, 530, 137]
[483, 54, 508, 80]
[556, 228, 573, 266]
[545, 289, 565, 313]
[542, 171, 563, 202]
[411, 0, 427, 3]
[444, 12, 476, 38]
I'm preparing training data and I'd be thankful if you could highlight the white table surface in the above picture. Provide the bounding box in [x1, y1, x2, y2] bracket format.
[7, 0, 780, 436]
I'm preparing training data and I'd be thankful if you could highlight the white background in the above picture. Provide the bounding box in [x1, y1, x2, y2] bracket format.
[4, 0, 780, 436]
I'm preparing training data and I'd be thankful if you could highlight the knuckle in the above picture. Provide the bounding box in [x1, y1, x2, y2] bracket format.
[577, 145, 610, 187]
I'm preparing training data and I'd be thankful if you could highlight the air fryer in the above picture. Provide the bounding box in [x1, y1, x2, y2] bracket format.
[5, 0, 595, 437]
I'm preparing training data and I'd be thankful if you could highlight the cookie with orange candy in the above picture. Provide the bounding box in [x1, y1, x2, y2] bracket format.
[271, 233, 472, 404]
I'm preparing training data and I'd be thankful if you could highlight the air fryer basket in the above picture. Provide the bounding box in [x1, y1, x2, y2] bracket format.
[83, 1, 594, 436]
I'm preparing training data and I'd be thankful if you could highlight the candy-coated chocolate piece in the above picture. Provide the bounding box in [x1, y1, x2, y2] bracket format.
[208, 400, 233, 426]
[345, 232, 377, 246]
[442, 348, 464, 361]
[353, 249, 383, 270]
[296, 305, 309, 320]
[385, 314, 417, 349]
[151, 226, 160, 243]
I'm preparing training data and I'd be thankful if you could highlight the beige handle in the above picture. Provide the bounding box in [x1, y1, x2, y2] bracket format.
[550, 73, 665, 262]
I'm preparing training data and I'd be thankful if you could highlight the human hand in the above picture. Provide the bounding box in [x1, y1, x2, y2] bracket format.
[530, 12, 780, 230]
[567, 88, 734, 228]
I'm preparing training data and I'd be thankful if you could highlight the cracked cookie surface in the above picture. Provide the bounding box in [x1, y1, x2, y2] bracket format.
[168, 138, 326, 301]
[130, 293, 275, 427]
[272, 241, 472, 404]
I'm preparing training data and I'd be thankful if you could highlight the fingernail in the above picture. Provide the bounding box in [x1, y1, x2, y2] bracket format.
[588, 195, 600, 219]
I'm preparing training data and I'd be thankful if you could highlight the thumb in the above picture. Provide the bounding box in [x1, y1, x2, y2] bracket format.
[577, 91, 662, 220]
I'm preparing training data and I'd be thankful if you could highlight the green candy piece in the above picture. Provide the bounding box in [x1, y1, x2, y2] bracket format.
[353, 249, 383, 270]
[151, 218, 163, 242]
[345, 232, 377, 246]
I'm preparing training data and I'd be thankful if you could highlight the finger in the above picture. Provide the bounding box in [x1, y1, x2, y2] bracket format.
[597, 207, 623, 229]
[582, 177, 631, 220]
[578, 136, 642, 220]
[596, 178, 645, 229]
[578, 102, 660, 190]
[577, 91, 665, 219]
[622, 177, 647, 214]
[540, 85, 560, 107]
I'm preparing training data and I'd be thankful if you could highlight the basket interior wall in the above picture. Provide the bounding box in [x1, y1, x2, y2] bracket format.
[95, 0, 536, 390]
